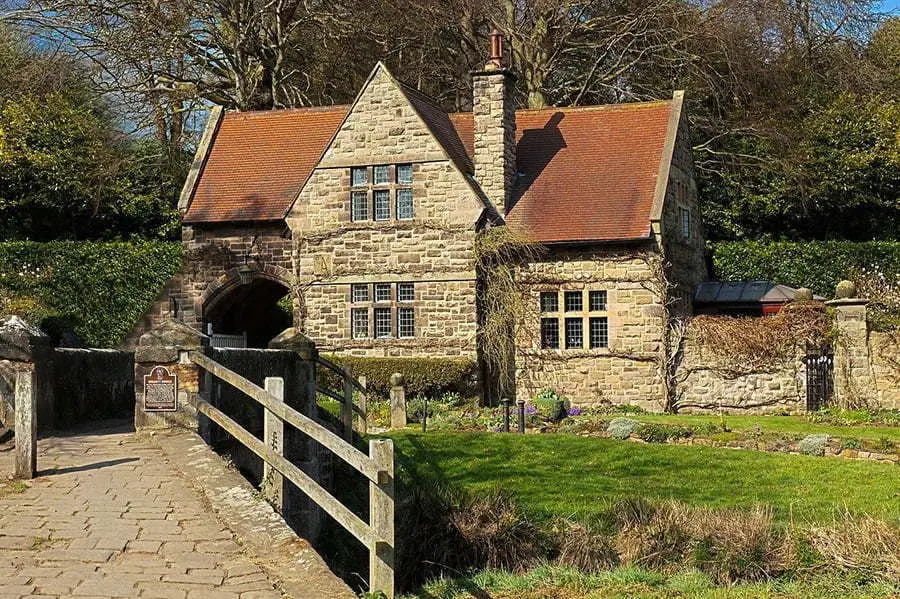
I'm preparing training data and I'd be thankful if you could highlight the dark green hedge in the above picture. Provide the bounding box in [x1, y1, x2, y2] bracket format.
[711, 241, 900, 296]
[319, 354, 479, 399]
[0, 241, 181, 347]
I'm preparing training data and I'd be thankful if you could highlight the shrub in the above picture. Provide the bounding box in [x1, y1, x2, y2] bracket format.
[0, 241, 181, 346]
[799, 434, 830, 456]
[607, 417, 641, 440]
[636, 423, 693, 444]
[533, 388, 568, 422]
[839, 437, 862, 450]
[318, 355, 478, 399]
[711, 241, 900, 297]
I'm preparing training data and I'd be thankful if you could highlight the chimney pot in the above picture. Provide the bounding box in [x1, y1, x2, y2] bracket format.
[488, 28, 504, 69]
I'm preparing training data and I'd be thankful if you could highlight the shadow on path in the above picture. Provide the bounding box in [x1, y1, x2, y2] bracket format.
[39, 457, 140, 476]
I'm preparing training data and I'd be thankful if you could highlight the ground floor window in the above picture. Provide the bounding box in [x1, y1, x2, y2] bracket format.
[349, 282, 416, 339]
[540, 288, 610, 350]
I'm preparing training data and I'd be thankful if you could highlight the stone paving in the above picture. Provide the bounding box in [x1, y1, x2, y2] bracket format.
[0, 424, 287, 599]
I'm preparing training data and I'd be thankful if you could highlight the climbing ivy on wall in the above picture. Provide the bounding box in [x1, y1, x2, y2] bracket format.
[0, 241, 181, 347]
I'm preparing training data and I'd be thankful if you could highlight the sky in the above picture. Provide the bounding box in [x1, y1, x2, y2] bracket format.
[882, 0, 900, 13]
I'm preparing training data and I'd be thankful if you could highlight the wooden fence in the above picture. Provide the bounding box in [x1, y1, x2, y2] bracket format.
[315, 353, 368, 439]
[188, 351, 394, 598]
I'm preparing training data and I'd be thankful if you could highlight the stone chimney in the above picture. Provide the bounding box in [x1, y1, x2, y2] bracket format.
[473, 29, 517, 215]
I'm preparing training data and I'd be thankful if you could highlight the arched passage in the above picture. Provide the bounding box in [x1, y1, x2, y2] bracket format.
[201, 267, 294, 348]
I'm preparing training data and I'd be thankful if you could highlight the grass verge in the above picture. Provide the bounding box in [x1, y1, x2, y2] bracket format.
[388, 431, 899, 522]
[403, 564, 899, 599]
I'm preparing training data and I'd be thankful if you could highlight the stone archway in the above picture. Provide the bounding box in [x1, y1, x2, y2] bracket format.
[200, 264, 295, 348]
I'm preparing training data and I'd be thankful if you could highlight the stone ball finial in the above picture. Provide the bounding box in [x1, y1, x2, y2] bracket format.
[835, 280, 857, 299]
[794, 287, 814, 301]
[390, 372, 405, 387]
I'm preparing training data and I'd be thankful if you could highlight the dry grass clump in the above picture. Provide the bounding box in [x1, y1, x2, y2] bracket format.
[553, 519, 619, 572]
[396, 482, 547, 590]
[609, 500, 795, 584]
[691, 301, 832, 372]
[452, 489, 547, 572]
[805, 514, 900, 583]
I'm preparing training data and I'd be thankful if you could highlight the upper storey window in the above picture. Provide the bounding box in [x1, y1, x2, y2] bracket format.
[348, 164, 414, 222]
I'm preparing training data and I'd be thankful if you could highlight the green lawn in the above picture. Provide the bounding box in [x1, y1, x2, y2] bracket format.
[633, 413, 900, 443]
[389, 431, 900, 523]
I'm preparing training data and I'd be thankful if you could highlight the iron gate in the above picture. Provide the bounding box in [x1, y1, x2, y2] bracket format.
[804, 345, 834, 411]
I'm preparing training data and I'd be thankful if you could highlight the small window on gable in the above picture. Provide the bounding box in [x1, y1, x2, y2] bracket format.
[374, 190, 390, 221]
[351, 191, 368, 221]
[396, 164, 413, 184]
[680, 207, 691, 240]
[374, 165, 390, 185]
[351, 167, 368, 187]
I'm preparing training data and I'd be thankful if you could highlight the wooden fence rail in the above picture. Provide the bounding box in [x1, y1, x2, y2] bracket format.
[188, 351, 394, 597]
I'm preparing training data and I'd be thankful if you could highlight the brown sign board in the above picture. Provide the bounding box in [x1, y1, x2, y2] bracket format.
[144, 365, 177, 412]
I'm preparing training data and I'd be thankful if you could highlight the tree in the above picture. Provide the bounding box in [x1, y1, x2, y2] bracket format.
[0, 28, 182, 240]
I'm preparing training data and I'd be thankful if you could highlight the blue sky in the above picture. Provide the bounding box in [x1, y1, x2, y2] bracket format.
[882, 0, 900, 13]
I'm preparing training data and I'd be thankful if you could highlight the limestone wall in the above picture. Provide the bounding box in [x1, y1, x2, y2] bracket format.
[514, 244, 666, 409]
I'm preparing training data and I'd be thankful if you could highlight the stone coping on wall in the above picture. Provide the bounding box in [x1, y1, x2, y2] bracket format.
[574, 431, 898, 465]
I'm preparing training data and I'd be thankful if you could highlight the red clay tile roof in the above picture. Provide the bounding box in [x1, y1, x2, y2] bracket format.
[183, 106, 349, 223]
[448, 101, 674, 243]
[183, 98, 674, 244]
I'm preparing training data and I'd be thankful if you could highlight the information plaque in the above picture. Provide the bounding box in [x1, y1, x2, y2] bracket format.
[143, 365, 177, 412]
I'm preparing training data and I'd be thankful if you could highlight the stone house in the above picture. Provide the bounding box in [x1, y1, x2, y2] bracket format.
[132, 34, 706, 408]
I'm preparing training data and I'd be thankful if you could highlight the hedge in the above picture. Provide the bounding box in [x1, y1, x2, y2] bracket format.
[0, 241, 181, 347]
[319, 354, 479, 399]
[711, 241, 900, 296]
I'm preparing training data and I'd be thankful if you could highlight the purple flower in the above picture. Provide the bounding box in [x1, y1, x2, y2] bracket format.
[568, 407, 583, 416]
[525, 405, 537, 415]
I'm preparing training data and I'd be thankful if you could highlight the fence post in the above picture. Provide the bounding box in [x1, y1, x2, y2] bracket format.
[357, 375, 368, 436]
[389, 373, 406, 430]
[14, 370, 37, 479]
[263, 377, 285, 513]
[342, 367, 354, 442]
[369, 438, 395, 598]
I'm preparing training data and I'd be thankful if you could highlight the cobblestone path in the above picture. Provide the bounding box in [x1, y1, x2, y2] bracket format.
[0, 425, 288, 599]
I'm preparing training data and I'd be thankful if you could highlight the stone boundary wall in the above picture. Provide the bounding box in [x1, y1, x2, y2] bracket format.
[868, 330, 900, 409]
[49, 349, 134, 426]
[0, 348, 133, 432]
[675, 338, 806, 413]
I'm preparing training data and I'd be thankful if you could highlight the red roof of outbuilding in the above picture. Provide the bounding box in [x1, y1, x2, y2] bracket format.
[183, 106, 349, 223]
[183, 98, 675, 243]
